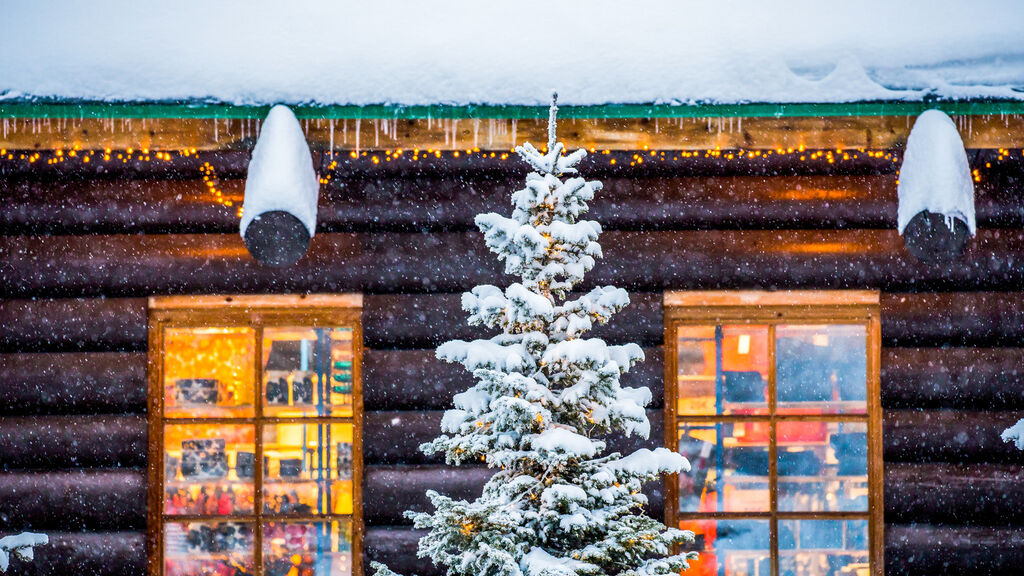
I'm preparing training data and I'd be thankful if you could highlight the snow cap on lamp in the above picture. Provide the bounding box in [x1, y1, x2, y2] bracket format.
[240, 104, 319, 267]
[897, 109, 975, 261]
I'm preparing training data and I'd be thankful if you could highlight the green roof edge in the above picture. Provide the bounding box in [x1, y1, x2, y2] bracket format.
[1, 99, 1024, 119]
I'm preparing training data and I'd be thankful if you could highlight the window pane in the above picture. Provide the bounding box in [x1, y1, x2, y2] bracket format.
[779, 519, 869, 576]
[776, 325, 867, 415]
[263, 520, 353, 576]
[164, 520, 254, 576]
[263, 327, 355, 417]
[164, 424, 255, 515]
[679, 518, 770, 576]
[262, 423, 354, 515]
[677, 325, 769, 416]
[163, 327, 255, 417]
[777, 421, 868, 512]
[678, 421, 770, 513]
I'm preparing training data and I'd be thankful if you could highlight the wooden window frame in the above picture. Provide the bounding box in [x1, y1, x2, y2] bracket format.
[146, 294, 364, 576]
[663, 290, 882, 576]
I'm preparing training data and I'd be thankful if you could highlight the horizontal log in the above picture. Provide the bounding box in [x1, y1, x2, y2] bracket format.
[364, 347, 663, 411]
[0, 297, 147, 353]
[0, 470, 145, 531]
[6, 346, 1016, 416]
[884, 409, 1024, 464]
[886, 524, 1024, 575]
[2, 287, 1024, 353]
[11, 531, 146, 576]
[4, 461, 1019, 532]
[880, 292, 1024, 346]
[8, 461, 1017, 532]
[886, 462, 1024, 526]
[363, 465, 664, 526]
[0, 414, 147, 469]
[0, 352, 146, 415]
[363, 292, 662, 349]
[4, 229, 1024, 299]
[365, 524, 1024, 576]
[15, 524, 1024, 576]
[363, 410, 664, 466]
[0, 148, 907, 183]
[882, 348, 1024, 409]
[5, 174, 1021, 236]
[2, 407, 1022, 470]
[0, 149, 253, 180]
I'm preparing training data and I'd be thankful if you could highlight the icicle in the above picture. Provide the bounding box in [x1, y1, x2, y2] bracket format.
[329, 119, 335, 159]
[547, 92, 558, 151]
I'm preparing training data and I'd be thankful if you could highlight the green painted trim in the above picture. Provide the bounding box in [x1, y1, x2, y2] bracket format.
[1, 99, 1024, 119]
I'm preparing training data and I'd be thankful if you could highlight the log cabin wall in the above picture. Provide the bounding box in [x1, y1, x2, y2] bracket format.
[1, 147, 1024, 575]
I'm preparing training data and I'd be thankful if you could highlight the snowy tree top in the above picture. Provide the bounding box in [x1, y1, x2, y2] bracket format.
[2, 1, 1023, 106]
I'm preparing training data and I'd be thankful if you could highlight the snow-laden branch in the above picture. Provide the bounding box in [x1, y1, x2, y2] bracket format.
[0, 532, 48, 573]
[1003, 418, 1024, 450]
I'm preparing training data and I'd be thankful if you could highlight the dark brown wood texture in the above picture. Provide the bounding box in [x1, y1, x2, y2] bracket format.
[1, 154, 1023, 575]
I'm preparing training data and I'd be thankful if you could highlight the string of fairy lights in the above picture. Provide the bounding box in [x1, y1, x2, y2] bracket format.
[1, 145, 1020, 220]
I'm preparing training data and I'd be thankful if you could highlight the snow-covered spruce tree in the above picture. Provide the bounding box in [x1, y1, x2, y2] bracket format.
[373, 96, 696, 576]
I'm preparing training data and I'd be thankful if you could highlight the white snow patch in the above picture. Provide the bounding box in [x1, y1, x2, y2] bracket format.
[0, 532, 48, 573]
[609, 448, 690, 476]
[897, 109, 976, 235]
[1002, 418, 1024, 451]
[533, 428, 599, 457]
[239, 105, 319, 237]
[522, 547, 597, 576]
[2, 1, 1023, 105]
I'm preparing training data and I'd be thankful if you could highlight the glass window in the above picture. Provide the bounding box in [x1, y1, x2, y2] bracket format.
[665, 291, 881, 576]
[149, 295, 363, 576]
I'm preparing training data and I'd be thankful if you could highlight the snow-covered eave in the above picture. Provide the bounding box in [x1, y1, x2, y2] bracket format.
[3, 98, 1024, 120]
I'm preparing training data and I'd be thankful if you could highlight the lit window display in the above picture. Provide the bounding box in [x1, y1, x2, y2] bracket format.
[665, 291, 881, 576]
[149, 295, 362, 576]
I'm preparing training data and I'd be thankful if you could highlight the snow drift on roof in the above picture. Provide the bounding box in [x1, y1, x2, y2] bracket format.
[1, 1, 1022, 106]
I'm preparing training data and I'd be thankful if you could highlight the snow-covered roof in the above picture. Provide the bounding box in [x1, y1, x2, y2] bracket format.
[1, 1, 1022, 107]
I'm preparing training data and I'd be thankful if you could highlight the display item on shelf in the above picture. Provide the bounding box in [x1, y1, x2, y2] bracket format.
[181, 439, 228, 479]
[174, 378, 221, 405]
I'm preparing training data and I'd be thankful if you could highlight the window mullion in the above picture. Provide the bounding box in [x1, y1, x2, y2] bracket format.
[767, 323, 779, 576]
[254, 317, 265, 576]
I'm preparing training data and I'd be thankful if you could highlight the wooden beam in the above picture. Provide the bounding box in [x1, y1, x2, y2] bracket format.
[0, 297, 147, 352]
[0, 470, 145, 530]
[2, 114, 1024, 151]
[0, 352, 146, 415]
[363, 347, 664, 411]
[3, 346, 1020, 417]
[3, 410, 1020, 469]
[22, 531, 146, 576]
[363, 292, 663, 349]
[3, 172, 1022, 236]
[882, 348, 1024, 409]
[11, 524, 1021, 576]
[880, 292, 1024, 346]
[364, 524, 1024, 576]
[3, 229, 1024, 299]
[885, 525, 1024, 574]
[0, 414, 147, 468]
[886, 462, 1024, 525]
[884, 409, 1024, 464]
[6, 462, 1019, 532]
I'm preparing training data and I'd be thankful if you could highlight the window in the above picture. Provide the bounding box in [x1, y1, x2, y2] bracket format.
[147, 295, 363, 576]
[664, 291, 882, 576]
